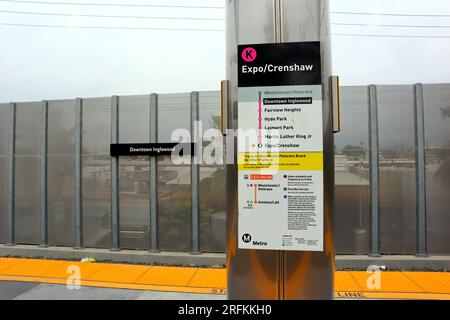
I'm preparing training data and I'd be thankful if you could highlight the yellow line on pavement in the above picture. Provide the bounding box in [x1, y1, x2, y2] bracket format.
[1, 257, 449, 299]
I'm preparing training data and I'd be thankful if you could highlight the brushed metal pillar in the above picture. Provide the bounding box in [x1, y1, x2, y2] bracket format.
[226, 0, 334, 300]
[368, 85, 381, 257]
[111, 95, 120, 251]
[282, 0, 334, 300]
[40, 100, 49, 247]
[413, 83, 427, 257]
[226, 0, 279, 300]
[6, 102, 16, 246]
[191, 91, 200, 254]
[75, 98, 83, 249]
[149, 93, 159, 252]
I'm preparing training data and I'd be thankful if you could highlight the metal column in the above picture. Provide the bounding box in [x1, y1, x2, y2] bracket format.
[368, 85, 381, 257]
[149, 93, 159, 252]
[226, 0, 335, 300]
[6, 102, 16, 246]
[75, 98, 83, 249]
[111, 95, 120, 251]
[274, 0, 285, 300]
[40, 100, 49, 247]
[414, 83, 428, 257]
[226, 0, 279, 300]
[282, 0, 335, 300]
[191, 91, 200, 254]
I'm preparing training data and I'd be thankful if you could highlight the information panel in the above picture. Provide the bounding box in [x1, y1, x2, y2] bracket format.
[237, 42, 324, 252]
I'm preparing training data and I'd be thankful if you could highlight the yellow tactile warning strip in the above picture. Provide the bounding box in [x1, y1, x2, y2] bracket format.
[403, 272, 450, 294]
[135, 266, 197, 287]
[334, 271, 362, 292]
[0, 258, 449, 300]
[351, 271, 423, 293]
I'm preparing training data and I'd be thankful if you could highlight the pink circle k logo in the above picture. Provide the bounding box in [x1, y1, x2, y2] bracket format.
[242, 47, 257, 62]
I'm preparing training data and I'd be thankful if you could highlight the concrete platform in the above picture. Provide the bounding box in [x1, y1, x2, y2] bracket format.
[0, 282, 225, 300]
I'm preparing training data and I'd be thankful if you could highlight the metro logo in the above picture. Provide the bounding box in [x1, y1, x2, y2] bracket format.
[242, 234, 252, 243]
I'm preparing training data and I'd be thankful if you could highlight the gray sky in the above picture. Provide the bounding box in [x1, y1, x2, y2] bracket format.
[331, 0, 450, 86]
[0, 0, 450, 102]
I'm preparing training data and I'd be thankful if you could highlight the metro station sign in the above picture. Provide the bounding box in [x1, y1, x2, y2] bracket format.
[237, 42, 324, 252]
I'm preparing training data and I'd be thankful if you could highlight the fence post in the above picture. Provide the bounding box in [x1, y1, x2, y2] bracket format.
[368, 85, 381, 257]
[75, 98, 83, 249]
[149, 93, 159, 252]
[6, 102, 16, 246]
[413, 83, 428, 257]
[191, 92, 200, 254]
[111, 96, 120, 251]
[40, 100, 49, 247]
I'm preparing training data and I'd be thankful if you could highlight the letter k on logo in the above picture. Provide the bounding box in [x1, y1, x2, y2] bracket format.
[242, 47, 257, 62]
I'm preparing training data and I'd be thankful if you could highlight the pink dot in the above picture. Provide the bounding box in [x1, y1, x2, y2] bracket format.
[242, 47, 257, 62]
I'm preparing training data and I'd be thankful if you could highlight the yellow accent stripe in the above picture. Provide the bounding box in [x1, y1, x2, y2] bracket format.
[238, 152, 323, 171]
[0, 258, 449, 299]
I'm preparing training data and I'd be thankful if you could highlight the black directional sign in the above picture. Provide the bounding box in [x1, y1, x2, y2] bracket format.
[238, 41, 321, 87]
[110, 143, 194, 156]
